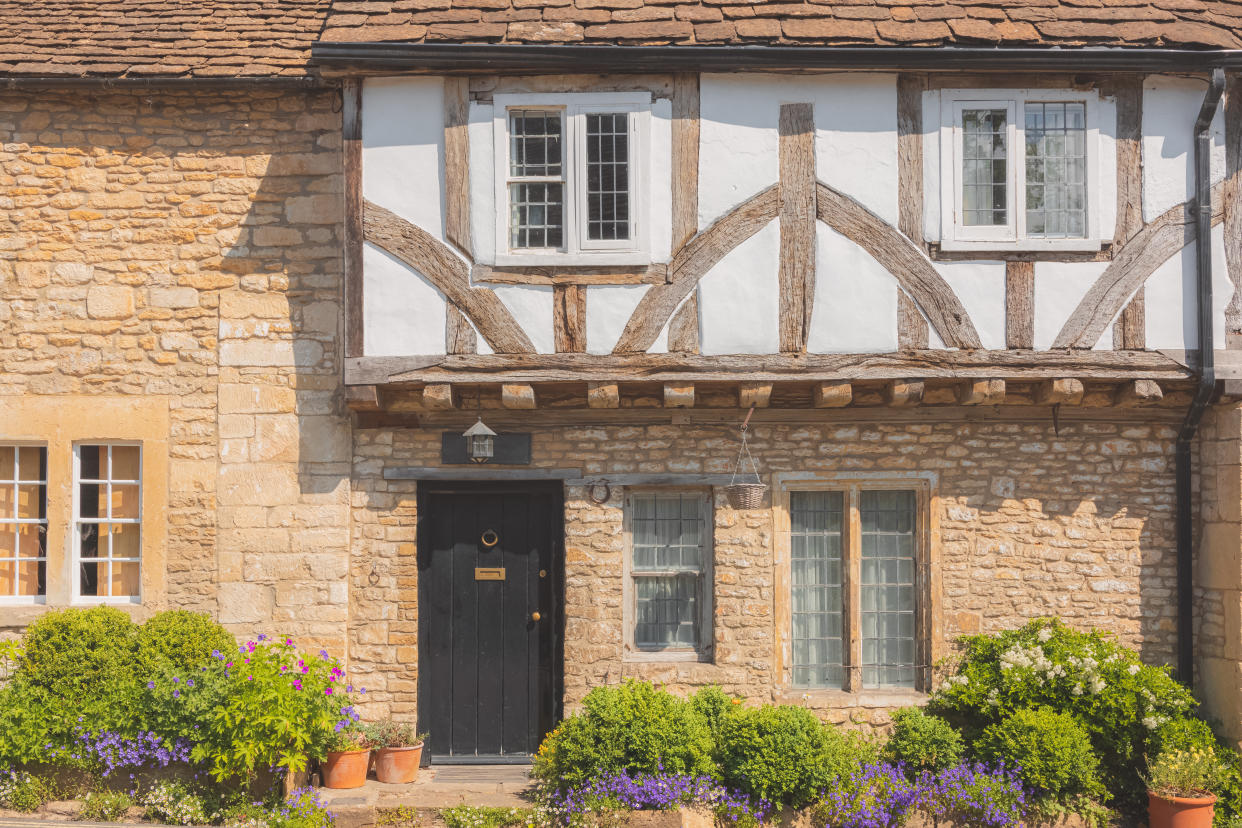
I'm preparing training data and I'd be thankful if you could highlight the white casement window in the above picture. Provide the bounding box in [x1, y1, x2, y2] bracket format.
[0, 445, 47, 601]
[939, 90, 1103, 252]
[494, 93, 650, 266]
[74, 443, 141, 602]
[626, 492, 711, 657]
[787, 485, 924, 691]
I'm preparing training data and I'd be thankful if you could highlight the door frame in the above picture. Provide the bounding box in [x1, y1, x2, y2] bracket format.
[415, 480, 565, 764]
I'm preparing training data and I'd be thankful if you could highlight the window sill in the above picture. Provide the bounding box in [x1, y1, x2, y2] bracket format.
[492, 251, 653, 268]
[774, 688, 929, 709]
[623, 648, 712, 664]
[936, 237, 1105, 254]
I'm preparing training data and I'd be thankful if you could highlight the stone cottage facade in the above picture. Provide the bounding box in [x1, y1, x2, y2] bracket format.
[4, 0, 1242, 761]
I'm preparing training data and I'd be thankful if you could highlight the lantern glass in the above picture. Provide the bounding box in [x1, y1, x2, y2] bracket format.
[469, 433, 494, 462]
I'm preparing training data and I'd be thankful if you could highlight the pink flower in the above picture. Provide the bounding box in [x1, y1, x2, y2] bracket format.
[293, 679, 302, 690]
[325, 688, 333, 695]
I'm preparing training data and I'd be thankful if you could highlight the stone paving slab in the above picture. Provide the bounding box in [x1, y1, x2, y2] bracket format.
[319, 764, 537, 812]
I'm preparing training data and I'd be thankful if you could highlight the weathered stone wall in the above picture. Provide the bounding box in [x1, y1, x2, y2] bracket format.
[0, 86, 351, 651]
[350, 413, 1179, 726]
[1196, 402, 1242, 746]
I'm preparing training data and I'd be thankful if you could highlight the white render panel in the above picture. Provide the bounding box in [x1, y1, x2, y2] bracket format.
[468, 101, 496, 265]
[1032, 261, 1108, 351]
[1142, 75, 1226, 223]
[362, 77, 446, 240]
[807, 224, 899, 353]
[1144, 225, 1231, 350]
[934, 261, 1007, 350]
[363, 243, 447, 357]
[586, 285, 649, 355]
[492, 284, 555, 354]
[699, 74, 898, 228]
[699, 220, 781, 354]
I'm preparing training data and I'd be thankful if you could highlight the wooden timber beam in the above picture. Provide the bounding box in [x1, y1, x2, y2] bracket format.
[778, 102, 816, 353]
[1005, 261, 1034, 349]
[1035, 378, 1085, 405]
[343, 79, 364, 359]
[885, 379, 925, 406]
[345, 384, 382, 412]
[347, 349, 1193, 387]
[1054, 182, 1224, 349]
[446, 305, 477, 354]
[664, 383, 695, 408]
[813, 381, 852, 408]
[444, 77, 472, 257]
[587, 382, 620, 409]
[739, 382, 774, 408]
[501, 384, 536, 409]
[422, 383, 455, 410]
[672, 73, 700, 252]
[957, 378, 1006, 405]
[363, 200, 536, 354]
[1115, 379, 1164, 407]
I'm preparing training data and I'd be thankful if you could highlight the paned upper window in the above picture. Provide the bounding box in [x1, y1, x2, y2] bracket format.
[627, 492, 711, 656]
[494, 93, 650, 265]
[0, 445, 47, 600]
[939, 90, 1102, 252]
[75, 443, 142, 601]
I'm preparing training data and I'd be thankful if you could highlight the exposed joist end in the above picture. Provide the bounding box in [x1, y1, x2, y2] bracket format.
[958, 378, 1006, 406]
[587, 382, 620, 409]
[812, 381, 853, 408]
[501, 383, 537, 410]
[664, 383, 695, 408]
[739, 382, 774, 408]
[1035, 378, 1085, 406]
[422, 383, 455, 410]
[345, 384, 382, 412]
[884, 379, 925, 407]
[1115, 379, 1164, 407]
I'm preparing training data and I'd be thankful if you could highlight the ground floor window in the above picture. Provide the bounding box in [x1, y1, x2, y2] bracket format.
[782, 476, 929, 692]
[75, 443, 142, 601]
[626, 491, 712, 657]
[0, 445, 47, 600]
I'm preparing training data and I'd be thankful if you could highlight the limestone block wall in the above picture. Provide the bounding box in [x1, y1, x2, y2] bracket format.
[0, 86, 351, 652]
[350, 414, 1179, 726]
[1196, 402, 1242, 746]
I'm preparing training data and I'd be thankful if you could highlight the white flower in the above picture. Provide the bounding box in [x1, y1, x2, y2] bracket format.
[1089, 676, 1106, 694]
[1072, 684, 1084, 696]
[1127, 664, 1141, 676]
[1143, 716, 1160, 730]
[1037, 627, 1053, 643]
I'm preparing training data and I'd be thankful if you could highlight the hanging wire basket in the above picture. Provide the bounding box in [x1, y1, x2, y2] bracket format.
[725, 407, 767, 509]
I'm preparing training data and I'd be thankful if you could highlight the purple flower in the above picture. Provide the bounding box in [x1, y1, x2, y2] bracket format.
[146, 681, 155, 689]
[172, 676, 179, 684]
[172, 690, 180, 699]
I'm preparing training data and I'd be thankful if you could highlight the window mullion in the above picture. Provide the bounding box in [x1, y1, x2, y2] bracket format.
[1012, 100, 1025, 240]
[846, 485, 862, 693]
[568, 107, 583, 257]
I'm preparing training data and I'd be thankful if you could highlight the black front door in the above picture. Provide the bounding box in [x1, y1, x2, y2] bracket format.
[417, 483, 563, 762]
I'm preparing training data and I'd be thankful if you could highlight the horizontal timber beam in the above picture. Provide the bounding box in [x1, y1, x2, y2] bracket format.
[345, 350, 1192, 387]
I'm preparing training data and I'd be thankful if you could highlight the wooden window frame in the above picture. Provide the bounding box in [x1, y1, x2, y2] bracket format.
[72, 442, 143, 605]
[0, 443, 48, 604]
[621, 488, 714, 663]
[938, 88, 1104, 253]
[774, 472, 940, 701]
[493, 92, 652, 267]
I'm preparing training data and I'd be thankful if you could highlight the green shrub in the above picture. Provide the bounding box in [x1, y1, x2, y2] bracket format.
[136, 610, 235, 673]
[532, 680, 716, 790]
[81, 790, 134, 822]
[689, 686, 738, 747]
[884, 707, 963, 774]
[929, 618, 1197, 815]
[0, 769, 54, 813]
[976, 708, 1104, 802]
[717, 703, 865, 807]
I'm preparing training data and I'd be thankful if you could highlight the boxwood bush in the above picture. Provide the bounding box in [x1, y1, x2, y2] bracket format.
[883, 707, 963, 774]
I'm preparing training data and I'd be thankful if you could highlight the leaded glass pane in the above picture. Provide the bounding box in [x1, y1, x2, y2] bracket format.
[632, 494, 705, 649]
[1025, 102, 1087, 239]
[509, 110, 562, 177]
[509, 183, 564, 249]
[790, 491, 845, 689]
[860, 490, 917, 688]
[962, 108, 1008, 227]
[585, 113, 630, 241]
[0, 446, 46, 597]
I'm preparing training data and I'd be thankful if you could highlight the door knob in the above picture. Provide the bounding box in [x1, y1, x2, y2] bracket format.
[531, 611, 541, 622]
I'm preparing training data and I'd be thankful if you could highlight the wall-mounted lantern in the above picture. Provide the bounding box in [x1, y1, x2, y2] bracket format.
[463, 418, 497, 464]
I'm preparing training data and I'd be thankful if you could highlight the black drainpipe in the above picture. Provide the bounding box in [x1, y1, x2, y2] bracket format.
[1176, 67, 1226, 686]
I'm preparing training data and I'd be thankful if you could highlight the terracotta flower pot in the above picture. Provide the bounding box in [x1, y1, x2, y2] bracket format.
[374, 743, 423, 784]
[321, 749, 369, 789]
[1148, 790, 1216, 828]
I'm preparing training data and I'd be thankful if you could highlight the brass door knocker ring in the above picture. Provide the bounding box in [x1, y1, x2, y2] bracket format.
[481, 529, 500, 548]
